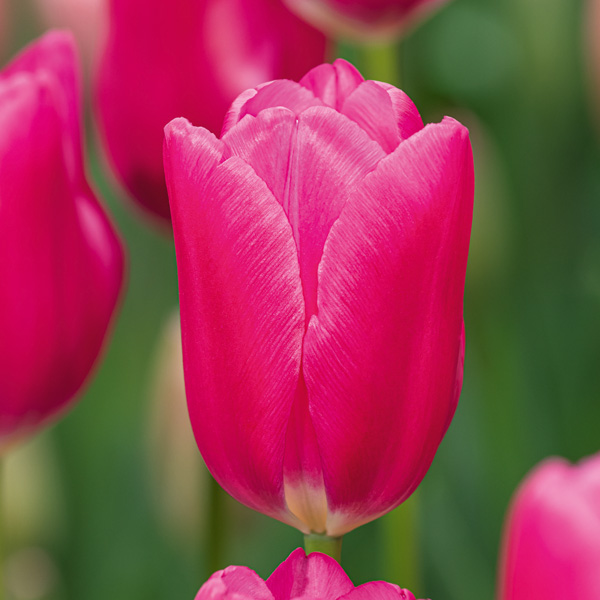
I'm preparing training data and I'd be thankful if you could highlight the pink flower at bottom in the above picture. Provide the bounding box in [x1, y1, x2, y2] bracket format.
[498, 453, 600, 600]
[196, 549, 425, 600]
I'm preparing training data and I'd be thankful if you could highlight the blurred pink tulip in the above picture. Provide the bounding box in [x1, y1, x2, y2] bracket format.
[164, 59, 473, 536]
[0, 31, 124, 452]
[33, 0, 106, 70]
[96, 0, 328, 226]
[284, 0, 448, 40]
[498, 454, 600, 600]
[196, 548, 423, 600]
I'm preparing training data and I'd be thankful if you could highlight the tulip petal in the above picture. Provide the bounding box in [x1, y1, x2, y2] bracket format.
[241, 80, 324, 120]
[283, 106, 386, 320]
[196, 566, 274, 600]
[303, 118, 473, 535]
[340, 80, 400, 153]
[341, 582, 417, 600]
[300, 59, 364, 111]
[377, 83, 425, 141]
[266, 549, 354, 600]
[222, 107, 296, 202]
[164, 119, 305, 524]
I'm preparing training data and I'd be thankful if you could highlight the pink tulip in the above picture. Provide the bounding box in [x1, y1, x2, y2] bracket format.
[196, 548, 424, 600]
[164, 59, 473, 536]
[498, 454, 600, 600]
[96, 0, 327, 226]
[0, 31, 124, 452]
[284, 0, 448, 40]
[33, 0, 107, 70]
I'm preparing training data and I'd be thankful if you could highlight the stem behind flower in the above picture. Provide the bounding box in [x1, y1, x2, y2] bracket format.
[304, 533, 343, 563]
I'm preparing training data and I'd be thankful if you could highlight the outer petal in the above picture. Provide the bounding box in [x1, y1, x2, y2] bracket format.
[164, 119, 305, 525]
[341, 582, 419, 600]
[0, 72, 123, 448]
[303, 118, 473, 535]
[196, 566, 274, 600]
[499, 455, 600, 600]
[96, 0, 326, 224]
[266, 549, 354, 600]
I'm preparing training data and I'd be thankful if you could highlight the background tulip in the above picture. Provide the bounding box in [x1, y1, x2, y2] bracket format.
[0, 31, 124, 452]
[164, 59, 473, 538]
[284, 0, 448, 40]
[33, 0, 106, 71]
[196, 548, 423, 600]
[498, 453, 600, 600]
[96, 0, 327, 225]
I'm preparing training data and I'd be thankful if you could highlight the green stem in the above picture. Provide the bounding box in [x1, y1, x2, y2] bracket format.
[381, 492, 420, 592]
[0, 459, 4, 600]
[336, 39, 403, 88]
[205, 474, 227, 576]
[303, 533, 343, 563]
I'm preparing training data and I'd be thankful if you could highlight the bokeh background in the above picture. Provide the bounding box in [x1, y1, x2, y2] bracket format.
[1, 0, 599, 599]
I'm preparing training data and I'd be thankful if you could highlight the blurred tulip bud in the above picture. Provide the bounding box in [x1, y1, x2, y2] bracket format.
[95, 0, 328, 226]
[284, 0, 448, 41]
[196, 548, 425, 600]
[0, 31, 125, 452]
[33, 0, 107, 72]
[164, 59, 473, 536]
[147, 311, 208, 547]
[498, 454, 600, 600]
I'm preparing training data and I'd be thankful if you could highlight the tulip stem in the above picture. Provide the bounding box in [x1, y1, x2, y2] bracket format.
[0, 460, 4, 600]
[206, 474, 227, 576]
[336, 39, 402, 88]
[303, 533, 343, 563]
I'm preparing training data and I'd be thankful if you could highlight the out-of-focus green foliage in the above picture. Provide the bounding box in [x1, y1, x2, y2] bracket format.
[1, 0, 598, 599]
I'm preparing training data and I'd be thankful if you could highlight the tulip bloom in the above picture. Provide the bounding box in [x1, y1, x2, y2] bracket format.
[196, 548, 424, 600]
[498, 454, 600, 600]
[0, 31, 124, 451]
[164, 59, 473, 536]
[284, 0, 448, 39]
[96, 0, 327, 225]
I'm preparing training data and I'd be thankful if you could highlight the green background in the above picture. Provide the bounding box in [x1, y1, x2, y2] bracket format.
[2, 0, 599, 598]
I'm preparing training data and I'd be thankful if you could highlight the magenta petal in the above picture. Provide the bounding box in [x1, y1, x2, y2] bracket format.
[240, 80, 324, 120]
[303, 118, 473, 535]
[341, 582, 418, 600]
[340, 80, 400, 153]
[375, 83, 425, 141]
[222, 107, 296, 202]
[164, 121, 305, 524]
[283, 106, 386, 320]
[267, 549, 354, 600]
[300, 59, 364, 111]
[196, 566, 274, 600]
